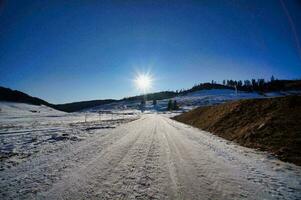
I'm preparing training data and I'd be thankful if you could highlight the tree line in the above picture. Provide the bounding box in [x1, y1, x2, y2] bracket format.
[167, 100, 179, 111]
[177, 76, 301, 94]
[137, 76, 301, 111]
[220, 76, 301, 93]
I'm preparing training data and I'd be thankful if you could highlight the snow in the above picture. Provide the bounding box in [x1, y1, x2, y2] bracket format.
[163, 89, 263, 111]
[83, 89, 299, 118]
[264, 90, 301, 97]
[0, 102, 140, 171]
[85, 89, 264, 114]
[1, 113, 300, 199]
[1, 90, 301, 199]
[0, 101, 64, 116]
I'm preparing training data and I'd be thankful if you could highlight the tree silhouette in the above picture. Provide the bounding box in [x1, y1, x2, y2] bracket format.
[173, 100, 179, 110]
[167, 100, 173, 111]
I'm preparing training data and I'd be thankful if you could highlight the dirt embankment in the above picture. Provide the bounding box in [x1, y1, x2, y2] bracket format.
[173, 95, 301, 165]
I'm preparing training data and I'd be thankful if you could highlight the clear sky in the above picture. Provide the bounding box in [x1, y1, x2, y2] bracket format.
[0, 0, 301, 103]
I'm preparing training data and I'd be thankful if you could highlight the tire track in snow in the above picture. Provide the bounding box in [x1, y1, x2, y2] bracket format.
[41, 120, 146, 199]
[162, 116, 301, 199]
[2, 114, 301, 200]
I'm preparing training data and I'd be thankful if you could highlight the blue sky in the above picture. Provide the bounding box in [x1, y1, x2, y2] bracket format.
[0, 0, 301, 103]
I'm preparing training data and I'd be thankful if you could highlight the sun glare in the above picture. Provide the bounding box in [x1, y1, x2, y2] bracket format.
[134, 73, 153, 92]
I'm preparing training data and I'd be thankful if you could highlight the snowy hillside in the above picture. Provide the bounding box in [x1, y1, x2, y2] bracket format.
[1, 94, 301, 199]
[171, 89, 265, 110]
[87, 89, 265, 113]
[0, 89, 294, 171]
[0, 102, 140, 171]
[0, 102, 64, 117]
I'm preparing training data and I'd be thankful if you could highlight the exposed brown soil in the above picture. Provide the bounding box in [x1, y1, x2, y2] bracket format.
[173, 95, 301, 165]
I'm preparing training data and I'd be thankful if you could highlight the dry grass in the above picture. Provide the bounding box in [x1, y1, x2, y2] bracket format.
[174, 95, 301, 165]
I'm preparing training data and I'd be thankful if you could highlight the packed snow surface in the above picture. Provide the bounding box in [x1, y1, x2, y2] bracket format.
[0, 102, 139, 171]
[1, 107, 301, 199]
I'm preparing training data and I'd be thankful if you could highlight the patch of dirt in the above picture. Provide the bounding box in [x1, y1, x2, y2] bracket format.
[173, 95, 301, 165]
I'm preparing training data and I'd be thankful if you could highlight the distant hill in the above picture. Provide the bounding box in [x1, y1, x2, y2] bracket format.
[1, 79, 301, 112]
[123, 91, 178, 101]
[0, 86, 116, 112]
[179, 83, 233, 95]
[221, 79, 301, 93]
[0, 86, 54, 108]
[55, 99, 117, 112]
[174, 95, 301, 165]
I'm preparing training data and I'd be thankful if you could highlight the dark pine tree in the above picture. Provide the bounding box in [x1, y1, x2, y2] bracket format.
[251, 79, 257, 90]
[167, 100, 173, 111]
[139, 99, 146, 112]
[173, 100, 179, 110]
[258, 79, 265, 91]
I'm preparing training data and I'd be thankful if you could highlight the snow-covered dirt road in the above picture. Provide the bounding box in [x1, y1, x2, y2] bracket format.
[1, 114, 301, 199]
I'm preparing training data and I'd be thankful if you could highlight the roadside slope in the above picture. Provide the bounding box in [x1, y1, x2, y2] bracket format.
[174, 95, 301, 165]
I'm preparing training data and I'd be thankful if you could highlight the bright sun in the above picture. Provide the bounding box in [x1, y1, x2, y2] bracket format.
[134, 73, 153, 92]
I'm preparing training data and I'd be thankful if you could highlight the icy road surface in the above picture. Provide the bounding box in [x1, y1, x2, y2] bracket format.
[1, 114, 301, 199]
